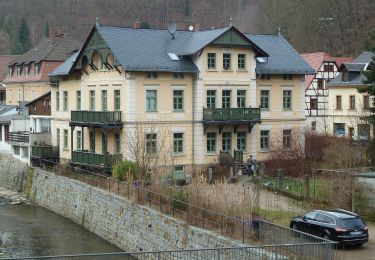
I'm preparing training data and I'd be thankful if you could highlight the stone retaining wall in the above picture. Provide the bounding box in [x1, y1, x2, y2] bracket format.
[0, 153, 249, 253]
[0, 153, 28, 191]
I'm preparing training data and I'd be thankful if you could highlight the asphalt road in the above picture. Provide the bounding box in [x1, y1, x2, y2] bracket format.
[337, 224, 375, 260]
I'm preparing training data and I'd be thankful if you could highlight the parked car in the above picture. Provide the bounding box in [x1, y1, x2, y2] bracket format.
[290, 209, 368, 246]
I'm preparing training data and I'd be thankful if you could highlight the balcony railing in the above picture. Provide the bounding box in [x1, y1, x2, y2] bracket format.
[203, 107, 261, 122]
[71, 111, 122, 125]
[31, 146, 59, 158]
[72, 150, 122, 167]
[8, 132, 29, 143]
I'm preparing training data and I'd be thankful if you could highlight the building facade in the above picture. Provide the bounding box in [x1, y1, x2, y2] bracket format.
[326, 51, 374, 140]
[3, 34, 80, 106]
[49, 25, 314, 172]
[302, 52, 353, 133]
[0, 55, 18, 105]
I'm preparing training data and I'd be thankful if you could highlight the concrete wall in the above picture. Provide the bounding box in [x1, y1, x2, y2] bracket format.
[0, 153, 253, 254]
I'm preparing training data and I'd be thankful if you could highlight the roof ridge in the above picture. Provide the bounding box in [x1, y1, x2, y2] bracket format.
[98, 24, 229, 33]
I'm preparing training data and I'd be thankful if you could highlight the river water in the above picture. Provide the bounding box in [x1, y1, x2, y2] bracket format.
[0, 190, 124, 258]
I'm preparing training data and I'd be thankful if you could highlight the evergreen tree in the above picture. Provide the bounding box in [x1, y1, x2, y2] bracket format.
[358, 31, 375, 163]
[14, 17, 32, 55]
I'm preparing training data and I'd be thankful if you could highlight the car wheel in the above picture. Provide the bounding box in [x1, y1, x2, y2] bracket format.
[292, 224, 300, 237]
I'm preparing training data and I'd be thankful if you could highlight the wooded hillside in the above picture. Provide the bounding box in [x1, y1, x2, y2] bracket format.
[0, 0, 373, 56]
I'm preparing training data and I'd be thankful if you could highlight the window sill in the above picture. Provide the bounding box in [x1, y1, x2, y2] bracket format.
[63, 148, 69, 152]
[282, 109, 292, 111]
[335, 109, 342, 111]
[206, 152, 217, 156]
[173, 110, 184, 113]
[146, 111, 158, 113]
[348, 109, 356, 111]
[236, 69, 247, 72]
[221, 69, 233, 72]
[206, 69, 218, 72]
[173, 153, 185, 157]
[259, 149, 270, 153]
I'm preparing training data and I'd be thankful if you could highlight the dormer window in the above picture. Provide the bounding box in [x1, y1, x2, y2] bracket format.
[223, 53, 231, 70]
[25, 65, 30, 77]
[342, 71, 349, 82]
[17, 66, 23, 77]
[9, 66, 13, 77]
[34, 63, 41, 75]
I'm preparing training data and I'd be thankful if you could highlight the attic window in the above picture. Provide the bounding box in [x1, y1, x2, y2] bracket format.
[256, 57, 267, 63]
[34, 63, 41, 75]
[342, 71, 349, 82]
[168, 53, 179, 61]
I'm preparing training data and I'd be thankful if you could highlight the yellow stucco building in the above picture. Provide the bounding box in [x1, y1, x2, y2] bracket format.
[326, 52, 374, 140]
[49, 24, 314, 172]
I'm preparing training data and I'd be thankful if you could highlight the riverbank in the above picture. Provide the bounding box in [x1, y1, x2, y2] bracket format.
[0, 186, 123, 258]
[0, 187, 28, 205]
[0, 153, 251, 254]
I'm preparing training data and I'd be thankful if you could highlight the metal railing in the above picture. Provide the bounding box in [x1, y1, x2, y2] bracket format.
[71, 111, 122, 124]
[33, 159, 337, 259]
[203, 107, 261, 121]
[8, 131, 29, 143]
[71, 150, 122, 166]
[1, 244, 337, 259]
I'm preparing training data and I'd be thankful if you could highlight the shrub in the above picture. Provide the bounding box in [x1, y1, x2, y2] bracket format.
[112, 160, 139, 181]
[219, 153, 233, 168]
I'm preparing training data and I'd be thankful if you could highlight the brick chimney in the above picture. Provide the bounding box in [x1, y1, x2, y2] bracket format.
[50, 28, 65, 45]
[132, 21, 141, 29]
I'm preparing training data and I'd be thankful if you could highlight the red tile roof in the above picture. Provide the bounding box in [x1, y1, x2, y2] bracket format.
[301, 52, 353, 90]
[0, 55, 18, 82]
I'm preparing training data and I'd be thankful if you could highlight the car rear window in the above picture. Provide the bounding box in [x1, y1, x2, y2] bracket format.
[339, 217, 365, 228]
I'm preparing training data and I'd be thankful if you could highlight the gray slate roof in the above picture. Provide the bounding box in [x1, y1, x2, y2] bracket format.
[9, 37, 81, 66]
[49, 51, 79, 77]
[51, 25, 314, 76]
[353, 51, 374, 63]
[328, 51, 374, 87]
[343, 63, 367, 72]
[0, 105, 16, 115]
[246, 34, 315, 75]
[97, 26, 198, 72]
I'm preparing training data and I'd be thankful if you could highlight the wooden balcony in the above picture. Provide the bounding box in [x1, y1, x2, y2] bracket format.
[71, 150, 122, 167]
[203, 108, 261, 134]
[70, 111, 123, 128]
[8, 132, 29, 144]
[31, 146, 59, 158]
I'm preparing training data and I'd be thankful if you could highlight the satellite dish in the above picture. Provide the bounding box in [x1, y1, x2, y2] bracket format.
[167, 23, 177, 39]
[188, 25, 194, 31]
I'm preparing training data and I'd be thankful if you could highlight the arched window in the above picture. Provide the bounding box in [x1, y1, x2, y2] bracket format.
[91, 51, 101, 71]
[81, 55, 89, 73]
[106, 53, 114, 69]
